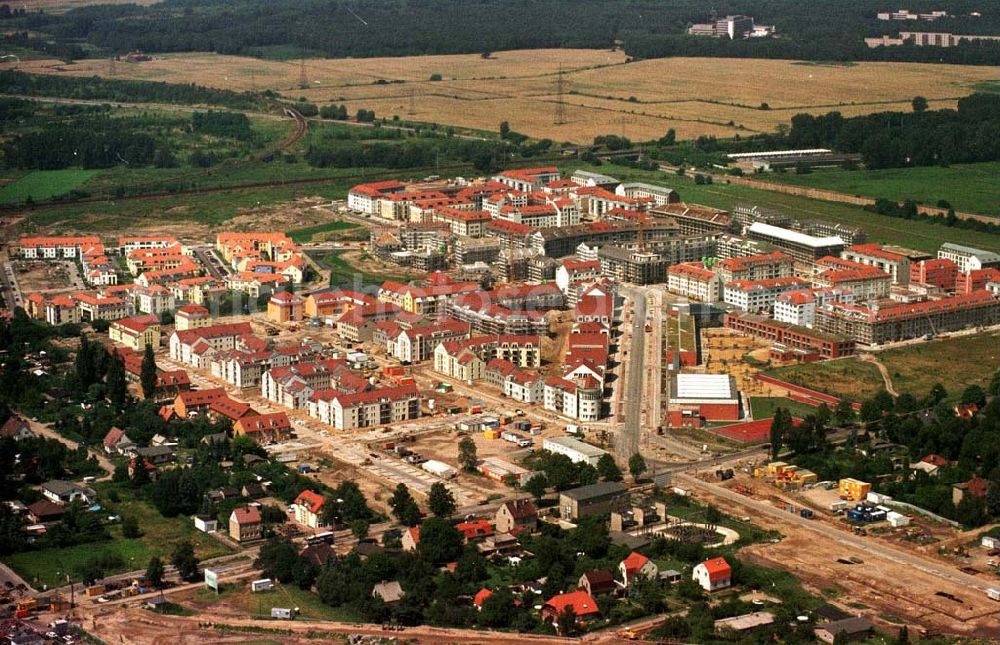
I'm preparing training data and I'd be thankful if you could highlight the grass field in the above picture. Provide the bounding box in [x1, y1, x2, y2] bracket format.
[568, 162, 1000, 254]
[320, 250, 415, 286]
[0, 169, 98, 205]
[2, 495, 231, 588]
[750, 396, 822, 420]
[12, 51, 996, 143]
[767, 359, 884, 402]
[286, 220, 360, 243]
[877, 332, 1000, 400]
[766, 333, 1000, 402]
[765, 163, 1000, 216]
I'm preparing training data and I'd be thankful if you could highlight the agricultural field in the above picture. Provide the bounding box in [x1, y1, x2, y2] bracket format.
[0, 169, 97, 204]
[10, 51, 996, 143]
[764, 162, 1000, 216]
[18, 0, 161, 11]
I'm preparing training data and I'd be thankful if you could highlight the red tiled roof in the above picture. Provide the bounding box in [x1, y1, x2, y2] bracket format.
[295, 489, 326, 514]
[232, 505, 261, 524]
[544, 590, 600, 618]
[474, 588, 493, 607]
[621, 551, 649, 574]
[701, 557, 731, 581]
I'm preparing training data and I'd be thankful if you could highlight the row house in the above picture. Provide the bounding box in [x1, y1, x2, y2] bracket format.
[575, 284, 616, 328]
[308, 383, 420, 430]
[118, 235, 179, 256]
[667, 262, 723, 302]
[723, 277, 809, 314]
[168, 322, 258, 368]
[80, 247, 118, 287]
[378, 281, 480, 315]
[615, 182, 679, 206]
[347, 180, 406, 215]
[109, 314, 161, 351]
[555, 259, 602, 296]
[446, 295, 549, 336]
[715, 251, 794, 283]
[18, 236, 102, 260]
[233, 412, 293, 444]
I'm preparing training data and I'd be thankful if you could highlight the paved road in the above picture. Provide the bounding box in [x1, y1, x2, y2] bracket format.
[617, 288, 645, 458]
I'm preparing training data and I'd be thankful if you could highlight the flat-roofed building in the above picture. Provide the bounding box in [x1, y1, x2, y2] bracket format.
[669, 373, 740, 421]
[724, 312, 856, 359]
[542, 436, 607, 465]
[747, 223, 844, 263]
[558, 482, 628, 521]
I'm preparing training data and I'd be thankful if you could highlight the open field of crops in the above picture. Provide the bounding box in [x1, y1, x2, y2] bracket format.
[10, 51, 995, 142]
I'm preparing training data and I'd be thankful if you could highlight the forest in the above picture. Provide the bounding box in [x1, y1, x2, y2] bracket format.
[4, 0, 999, 65]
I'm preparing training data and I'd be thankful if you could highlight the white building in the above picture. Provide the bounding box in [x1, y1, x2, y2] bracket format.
[541, 436, 607, 466]
[307, 383, 420, 430]
[937, 243, 1000, 273]
[724, 277, 808, 314]
[667, 262, 722, 302]
[615, 182, 677, 206]
[773, 290, 817, 328]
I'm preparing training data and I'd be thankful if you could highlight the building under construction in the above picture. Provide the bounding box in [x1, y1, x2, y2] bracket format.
[813, 291, 1000, 345]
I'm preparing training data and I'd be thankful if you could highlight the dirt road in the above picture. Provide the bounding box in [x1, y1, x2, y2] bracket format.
[27, 419, 115, 480]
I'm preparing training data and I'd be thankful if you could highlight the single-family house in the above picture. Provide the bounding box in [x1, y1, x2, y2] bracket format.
[294, 490, 327, 529]
[619, 551, 659, 587]
[229, 505, 263, 542]
[693, 557, 732, 592]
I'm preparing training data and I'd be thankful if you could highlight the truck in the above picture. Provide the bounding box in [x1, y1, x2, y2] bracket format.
[500, 431, 522, 444]
[799, 509, 814, 519]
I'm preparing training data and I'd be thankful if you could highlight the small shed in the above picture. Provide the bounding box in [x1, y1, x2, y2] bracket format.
[194, 515, 218, 533]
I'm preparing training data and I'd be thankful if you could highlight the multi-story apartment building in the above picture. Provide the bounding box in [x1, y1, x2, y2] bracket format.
[667, 262, 723, 302]
[841, 243, 911, 284]
[18, 236, 102, 260]
[715, 251, 795, 283]
[75, 293, 135, 322]
[938, 243, 1000, 273]
[308, 383, 420, 430]
[724, 312, 856, 359]
[347, 180, 406, 214]
[814, 291, 1000, 345]
[109, 315, 161, 351]
[723, 277, 809, 314]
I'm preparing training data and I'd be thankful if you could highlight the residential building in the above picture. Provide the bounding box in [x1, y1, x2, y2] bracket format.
[308, 383, 420, 430]
[75, 293, 134, 322]
[233, 412, 293, 444]
[543, 375, 603, 421]
[956, 268, 1000, 294]
[716, 251, 794, 283]
[267, 291, 304, 323]
[558, 482, 628, 520]
[494, 499, 538, 534]
[597, 246, 668, 285]
[0, 416, 33, 442]
[229, 505, 263, 542]
[40, 480, 94, 505]
[294, 490, 326, 529]
[812, 265, 891, 300]
[841, 243, 911, 284]
[18, 236, 103, 260]
[494, 167, 560, 192]
[108, 315, 161, 351]
[724, 277, 809, 313]
[619, 552, 659, 587]
[692, 557, 732, 591]
[348, 180, 406, 214]
[135, 285, 175, 315]
[667, 262, 723, 302]
[578, 570, 617, 596]
[615, 182, 679, 206]
[169, 323, 258, 368]
[44, 295, 80, 326]
[814, 291, 1000, 345]
[937, 243, 1000, 273]
[814, 617, 874, 644]
[540, 591, 600, 627]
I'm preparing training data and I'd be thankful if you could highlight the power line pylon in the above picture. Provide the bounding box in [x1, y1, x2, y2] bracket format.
[554, 65, 567, 125]
[298, 58, 309, 89]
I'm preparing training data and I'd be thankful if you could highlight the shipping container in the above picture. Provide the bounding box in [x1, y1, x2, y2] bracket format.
[987, 588, 1000, 601]
[799, 509, 814, 519]
[271, 607, 293, 620]
[251, 578, 275, 592]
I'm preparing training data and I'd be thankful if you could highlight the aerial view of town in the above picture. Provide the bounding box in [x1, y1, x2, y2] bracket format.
[0, 1, 999, 643]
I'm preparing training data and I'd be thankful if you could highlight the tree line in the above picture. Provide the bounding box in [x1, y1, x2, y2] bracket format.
[12, 0, 999, 66]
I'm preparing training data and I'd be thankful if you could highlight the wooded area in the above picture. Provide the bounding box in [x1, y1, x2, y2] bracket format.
[5, 0, 999, 65]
